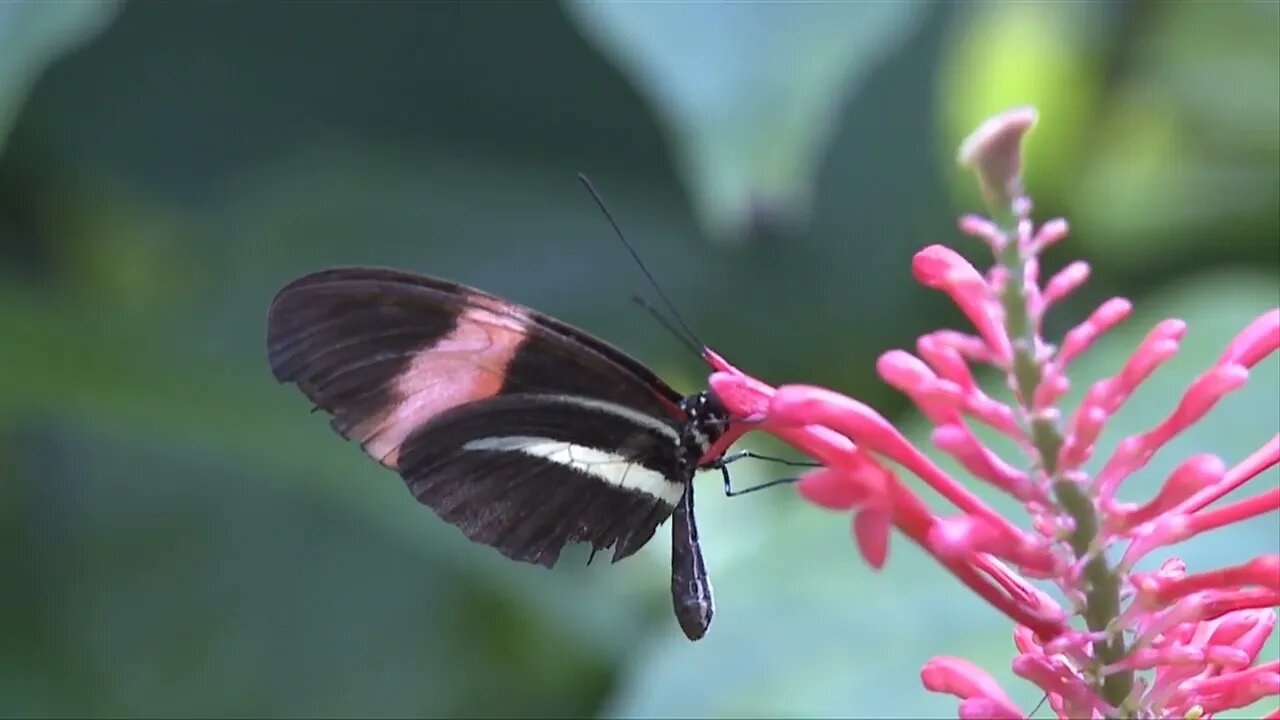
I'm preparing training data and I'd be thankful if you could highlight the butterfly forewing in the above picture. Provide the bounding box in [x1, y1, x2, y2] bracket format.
[266, 267, 695, 568]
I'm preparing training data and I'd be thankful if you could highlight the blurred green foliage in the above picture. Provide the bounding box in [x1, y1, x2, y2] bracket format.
[1, 1, 1276, 717]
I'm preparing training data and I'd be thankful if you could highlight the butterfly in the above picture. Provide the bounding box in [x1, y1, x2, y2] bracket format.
[266, 266, 734, 640]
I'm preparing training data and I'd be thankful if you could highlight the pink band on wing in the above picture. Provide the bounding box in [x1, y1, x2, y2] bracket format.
[360, 294, 530, 468]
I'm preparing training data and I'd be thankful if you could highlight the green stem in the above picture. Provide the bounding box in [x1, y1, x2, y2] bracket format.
[992, 207, 1133, 713]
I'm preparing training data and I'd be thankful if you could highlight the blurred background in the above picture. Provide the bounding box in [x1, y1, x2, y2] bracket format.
[1, 1, 1277, 717]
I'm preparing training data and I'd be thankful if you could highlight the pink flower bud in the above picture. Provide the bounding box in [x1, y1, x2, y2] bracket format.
[1096, 363, 1249, 499]
[958, 214, 1007, 252]
[1140, 555, 1280, 608]
[1059, 404, 1107, 471]
[917, 334, 979, 391]
[921, 656, 1021, 716]
[1109, 454, 1226, 532]
[1217, 307, 1280, 368]
[1058, 297, 1132, 368]
[707, 369, 773, 420]
[1226, 609, 1278, 663]
[1061, 319, 1187, 469]
[1032, 368, 1070, 411]
[957, 697, 1024, 720]
[928, 329, 994, 363]
[1184, 488, 1279, 540]
[1041, 260, 1090, 311]
[1180, 661, 1280, 714]
[797, 468, 868, 511]
[925, 515, 1055, 577]
[878, 350, 967, 424]
[913, 245, 1012, 364]
[1117, 321, 1187, 396]
[854, 507, 893, 569]
[932, 423, 1034, 500]
[1012, 654, 1104, 716]
[1031, 217, 1070, 254]
[1180, 434, 1280, 514]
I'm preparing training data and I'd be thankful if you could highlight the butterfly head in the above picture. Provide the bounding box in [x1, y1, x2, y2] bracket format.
[678, 391, 730, 470]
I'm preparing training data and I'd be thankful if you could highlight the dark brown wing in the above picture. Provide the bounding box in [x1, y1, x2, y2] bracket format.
[266, 266, 685, 470]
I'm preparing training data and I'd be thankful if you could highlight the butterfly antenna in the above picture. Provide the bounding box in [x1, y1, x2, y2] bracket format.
[631, 295, 703, 361]
[577, 173, 707, 352]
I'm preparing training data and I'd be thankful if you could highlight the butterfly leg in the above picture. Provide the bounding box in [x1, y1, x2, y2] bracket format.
[719, 464, 802, 498]
[717, 450, 821, 469]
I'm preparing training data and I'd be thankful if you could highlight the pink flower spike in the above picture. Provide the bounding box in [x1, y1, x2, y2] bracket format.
[1042, 260, 1091, 311]
[913, 245, 1012, 364]
[921, 657, 1023, 718]
[932, 423, 1035, 500]
[1217, 308, 1280, 368]
[853, 507, 892, 569]
[1057, 297, 1132, 369]
[1109, 453, 1226, 533]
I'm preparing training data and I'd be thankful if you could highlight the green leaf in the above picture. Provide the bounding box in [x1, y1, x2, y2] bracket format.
[938, 2, 1110, 210]
[565, 1, 927, 242]
[1070, 1, 1280, 264]
[606, 270, 1279, 718]
[0, 0, 118, 151]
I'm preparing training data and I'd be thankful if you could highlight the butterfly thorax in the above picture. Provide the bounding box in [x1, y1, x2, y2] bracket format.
[677, 391, 730, 471]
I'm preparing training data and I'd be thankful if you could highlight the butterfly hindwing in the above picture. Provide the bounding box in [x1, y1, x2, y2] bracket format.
[397, 393, 687, 567]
